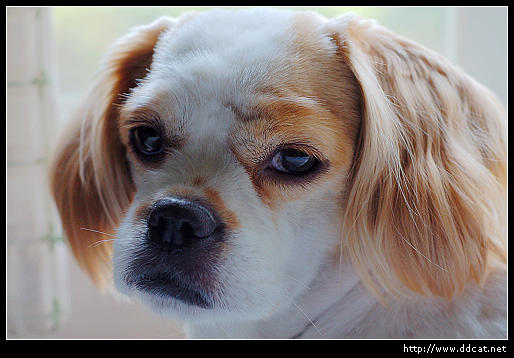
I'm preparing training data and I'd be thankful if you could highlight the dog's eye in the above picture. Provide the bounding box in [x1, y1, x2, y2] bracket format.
[269, 149, 319, 175]
[131, 126, 164, 156]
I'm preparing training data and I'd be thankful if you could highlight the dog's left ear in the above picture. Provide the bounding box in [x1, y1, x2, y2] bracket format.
[48, 17, 177, 288]
[323, 14, 507, 300]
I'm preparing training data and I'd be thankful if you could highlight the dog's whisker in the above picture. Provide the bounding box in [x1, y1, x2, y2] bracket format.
[88, 238, 117, 248]
[288, 274, 311, 291]
[79, 227, 117, 237]
[282, 292, 322, 337]
[80, 227, 118, 248]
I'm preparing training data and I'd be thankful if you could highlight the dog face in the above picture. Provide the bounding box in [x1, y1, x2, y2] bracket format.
[49, 9, 506, 324]
[112, 10, 361, 321]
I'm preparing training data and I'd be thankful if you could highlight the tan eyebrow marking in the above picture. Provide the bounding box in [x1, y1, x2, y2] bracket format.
[228, 96, 325, 123]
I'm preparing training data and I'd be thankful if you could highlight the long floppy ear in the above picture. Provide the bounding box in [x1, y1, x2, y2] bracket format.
[324, 14, 507, 300]
[48, 17, 176, 288]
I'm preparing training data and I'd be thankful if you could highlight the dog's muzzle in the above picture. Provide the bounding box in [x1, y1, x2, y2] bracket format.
[124, 197, 226, 308]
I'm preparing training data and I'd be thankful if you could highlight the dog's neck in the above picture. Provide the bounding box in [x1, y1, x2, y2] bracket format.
[180, 267, 507, 339]
[183, 263, 377, 338]
[182, 263, 506, 338]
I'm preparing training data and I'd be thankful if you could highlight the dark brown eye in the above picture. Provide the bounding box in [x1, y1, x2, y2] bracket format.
[131, 126, 164, 156]
[269, 149, 319, 175]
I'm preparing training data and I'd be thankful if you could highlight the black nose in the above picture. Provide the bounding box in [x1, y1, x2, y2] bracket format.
[147, 198, 219, 250]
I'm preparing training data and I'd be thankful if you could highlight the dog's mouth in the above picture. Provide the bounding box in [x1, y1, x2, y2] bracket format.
[126, 272, 213, 309]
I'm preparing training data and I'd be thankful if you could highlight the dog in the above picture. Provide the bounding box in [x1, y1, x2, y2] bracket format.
[49, 8, 507, 338]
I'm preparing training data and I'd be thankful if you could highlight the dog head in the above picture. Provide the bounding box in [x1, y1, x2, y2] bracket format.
[49, 9, 506, 323]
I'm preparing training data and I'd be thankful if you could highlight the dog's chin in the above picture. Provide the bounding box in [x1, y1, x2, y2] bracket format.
[113, 264, 287, 323]
[127, 286, 216, 321]
[113, 268, 215, 320]
[127, 272, 213, 309]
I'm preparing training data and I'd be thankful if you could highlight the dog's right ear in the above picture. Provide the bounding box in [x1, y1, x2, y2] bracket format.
[48, 16, 178, 288]
[323, 14, 506, 301]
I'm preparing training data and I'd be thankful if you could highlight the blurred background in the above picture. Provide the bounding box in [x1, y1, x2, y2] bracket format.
[6, 6, 507, 339]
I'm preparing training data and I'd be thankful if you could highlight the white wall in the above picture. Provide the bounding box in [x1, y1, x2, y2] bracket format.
[23, 259, 185, 339]
[454, 7, 507, 105]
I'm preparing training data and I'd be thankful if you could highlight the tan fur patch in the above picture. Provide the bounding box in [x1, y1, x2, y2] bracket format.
[192, 176, 207, 187]
[203, 187, 240, 231]
[133, 199, 154, 223]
